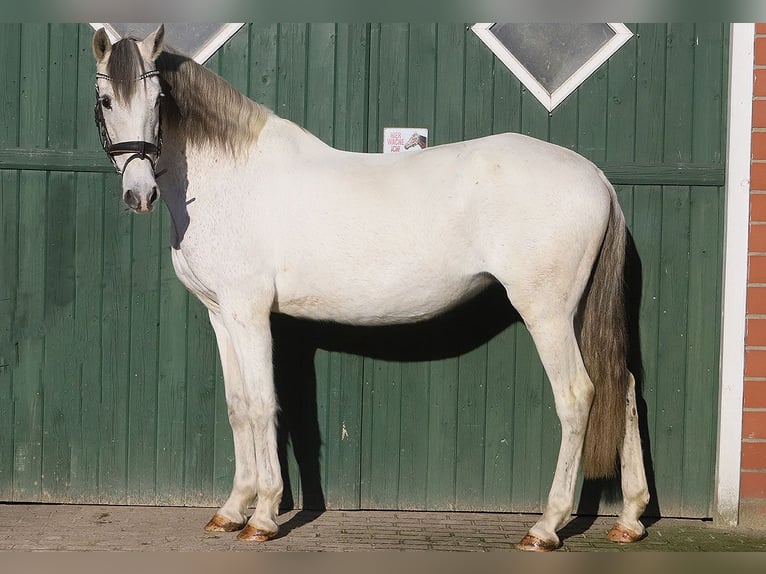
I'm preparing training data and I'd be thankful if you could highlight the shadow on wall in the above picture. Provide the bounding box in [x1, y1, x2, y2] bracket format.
[271, 232, 657, 523]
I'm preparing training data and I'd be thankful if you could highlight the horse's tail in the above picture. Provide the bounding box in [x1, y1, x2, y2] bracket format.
[579, 174, 629, 480]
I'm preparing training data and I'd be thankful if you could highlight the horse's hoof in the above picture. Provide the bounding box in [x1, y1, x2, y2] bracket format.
[236, 524, 278, 542]
[516, 534, 561, 552]
[204, 514, 246, 532]
[606, 523, 645, 543]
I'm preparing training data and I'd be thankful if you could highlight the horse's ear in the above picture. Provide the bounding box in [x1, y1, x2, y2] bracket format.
[92, 27, 112, 63]
[138, 24, 165, 63]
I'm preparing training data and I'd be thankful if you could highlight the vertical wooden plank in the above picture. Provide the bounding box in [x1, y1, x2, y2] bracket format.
[12, 23, 49, 502]
[99, 174, 131, 503]
[183, 299, 218, 504]
[333, 24, 369, 153]
[154, 232, 189, 505]
[426, 357, 458, 510]
[551, 94, 580, 152]
[13, 171, 46, 501]
[575, 58, 608, 162]
[47, 24, 78, 149]
[277, 23, 308, 126]
[0, 24, 21, 147]
[0, 171, 20, 500]
[455, 346, 488, 509]
[691, 23, 725, 165]
[491, 40, 522, 136]
[683, 186, 722, 515]
[314, 352, 331, 508]
[679, 23, 725, 515]
[19, 24, 49, 150]
[76, 24, 100, 151]
[635, 23, 667, 164]
[219, 23, 250, 94]
[71, 172, 104, 501]
[0, 17, 21, 502]
[405, 23, 436, 129]
[362, 358, 402, 508]
[323, 351, 364, 509]
[125, 211, 162, 504]
[606, 24, 638, 164]
[664, 24, 695, 164]
[629, 185, 662, 509]
[654, 187, 691, 515]
[510, 326, 546, 511]
[373, 24, 410, 137]
[652, 23, 695, 515]
[41, 24, 80, 502]
[248, 23, 279, 109]
[305, 23, 336, 144]
[433, 23, 465, 145]
[41, 171, 78, 502]
[483, 324, 516, 510]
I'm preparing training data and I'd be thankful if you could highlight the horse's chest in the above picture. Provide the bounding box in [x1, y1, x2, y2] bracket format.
[170, 248, 219, 311]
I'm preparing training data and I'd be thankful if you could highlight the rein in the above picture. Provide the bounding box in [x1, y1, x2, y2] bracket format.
[94, 70, 163, 175]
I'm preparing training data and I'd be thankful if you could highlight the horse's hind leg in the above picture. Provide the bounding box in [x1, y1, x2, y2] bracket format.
[204, 310, 256, 532]
[513, 312, 595, 551]
[607, 372, 649, 543]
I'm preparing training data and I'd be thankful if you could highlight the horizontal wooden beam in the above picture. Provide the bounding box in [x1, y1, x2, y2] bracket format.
[602, 163, 725, 186]
[0, 148, 112, 173]
[0, 148, 726, 186]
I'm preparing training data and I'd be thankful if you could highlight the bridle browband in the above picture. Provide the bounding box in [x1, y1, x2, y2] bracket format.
[94, 69, 163, 175]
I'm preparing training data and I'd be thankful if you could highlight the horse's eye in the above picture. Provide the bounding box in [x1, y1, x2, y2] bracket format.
[101, 95, 112, 110]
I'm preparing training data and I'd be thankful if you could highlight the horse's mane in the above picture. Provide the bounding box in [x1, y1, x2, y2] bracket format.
[108, 38, 270, 157]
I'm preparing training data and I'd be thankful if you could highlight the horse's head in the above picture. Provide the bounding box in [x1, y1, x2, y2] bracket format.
[93, 25, 165, 213]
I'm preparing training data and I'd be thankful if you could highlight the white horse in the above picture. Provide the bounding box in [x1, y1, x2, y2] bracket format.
[92, 25, 649, 551]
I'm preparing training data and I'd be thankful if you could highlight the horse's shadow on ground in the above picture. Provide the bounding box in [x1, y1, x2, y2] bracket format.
[271, 232, 659, 542]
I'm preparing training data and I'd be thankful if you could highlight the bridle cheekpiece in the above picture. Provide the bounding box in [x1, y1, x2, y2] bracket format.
[94, 69, 163, 175]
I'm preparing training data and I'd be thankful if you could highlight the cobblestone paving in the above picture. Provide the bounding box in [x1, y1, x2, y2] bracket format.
[1, 504, 765, 551]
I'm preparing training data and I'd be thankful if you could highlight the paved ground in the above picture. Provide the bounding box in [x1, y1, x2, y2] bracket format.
[1, 504, 766, 551]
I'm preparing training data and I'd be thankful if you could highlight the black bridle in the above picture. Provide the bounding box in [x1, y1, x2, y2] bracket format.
[94, 69, 163, 175]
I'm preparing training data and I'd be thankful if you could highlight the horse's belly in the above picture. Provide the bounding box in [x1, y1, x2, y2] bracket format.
[274, 272, 494, 326]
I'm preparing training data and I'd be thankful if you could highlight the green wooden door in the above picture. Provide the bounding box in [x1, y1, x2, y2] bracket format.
[0, 23, 726, 517]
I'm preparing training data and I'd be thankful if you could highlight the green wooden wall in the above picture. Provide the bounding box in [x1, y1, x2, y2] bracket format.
[0, 23, 727, 517]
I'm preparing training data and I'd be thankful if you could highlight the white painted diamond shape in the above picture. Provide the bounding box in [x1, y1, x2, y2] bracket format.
[89, 23, 245, 64]
[472, 23, 633, 112]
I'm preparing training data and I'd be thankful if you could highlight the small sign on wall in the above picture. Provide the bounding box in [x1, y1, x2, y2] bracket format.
[383, 127, 429, 153]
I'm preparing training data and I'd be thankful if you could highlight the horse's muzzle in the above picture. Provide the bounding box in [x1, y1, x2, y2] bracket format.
[125, 186, 159, 213]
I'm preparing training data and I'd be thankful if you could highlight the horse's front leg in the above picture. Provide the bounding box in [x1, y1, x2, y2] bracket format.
[218, 298, 282, 541]
[204, 310, 256, 532]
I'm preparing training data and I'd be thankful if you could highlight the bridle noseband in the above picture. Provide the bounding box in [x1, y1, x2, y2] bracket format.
[94, 70, 163, 175]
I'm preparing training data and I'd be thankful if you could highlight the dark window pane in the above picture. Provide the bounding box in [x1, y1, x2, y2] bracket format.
[490, 23, 615, 93]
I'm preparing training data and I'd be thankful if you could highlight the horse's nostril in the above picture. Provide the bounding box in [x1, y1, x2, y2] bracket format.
[149, 187, 159, 204]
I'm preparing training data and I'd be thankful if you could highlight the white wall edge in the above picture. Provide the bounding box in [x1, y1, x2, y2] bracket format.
[715, 22, 755, 526]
